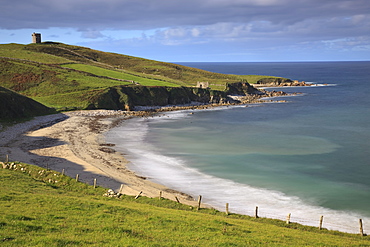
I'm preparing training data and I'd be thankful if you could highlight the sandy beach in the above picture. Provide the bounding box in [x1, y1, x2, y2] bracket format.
[0, 110, 201, 207]
[0, 93, 287, 208]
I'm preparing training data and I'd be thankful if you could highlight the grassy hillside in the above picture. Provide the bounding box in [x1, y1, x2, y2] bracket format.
[0, 86, 55, 121]
[1, 162, 369, 246]
[0, 43, 281, 110]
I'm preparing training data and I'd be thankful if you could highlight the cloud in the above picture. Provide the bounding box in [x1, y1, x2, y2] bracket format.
[80, 30, 105, 39]
[1, 0, 369, 61]
[1, 0, 369, 30]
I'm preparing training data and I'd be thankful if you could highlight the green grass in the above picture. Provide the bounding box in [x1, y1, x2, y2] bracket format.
[0, 43, 73, 64]
[1, 162, 369, 246]
[61, 63, 180, 87]
[32, 90, 98, 109]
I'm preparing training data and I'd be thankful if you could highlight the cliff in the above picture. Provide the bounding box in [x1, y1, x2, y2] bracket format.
[86, 85, 231, 111]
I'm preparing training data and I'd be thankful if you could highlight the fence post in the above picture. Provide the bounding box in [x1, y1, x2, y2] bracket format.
[159, 191, 162, 200]
[255, 206, 259, 218]
[319, 216, 324, 230]
[61, 169, 65, 176]
[225, 203, 229, 215]
[135, 191, 142, 199]
[5, 154, 9, 163]
[75, 174, 79, 182]
[197, 195, 202, 210]
[286, 213, 291, 224]
[359, 219, 364, 236]
[93, 178, 97, 188]
[119, 184, 124, 194]
[175, 196, 180, 203]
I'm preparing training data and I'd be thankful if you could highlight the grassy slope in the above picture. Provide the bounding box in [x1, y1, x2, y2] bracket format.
[0, 86, 55, 121]
[0, 43, 280, 109]
[1, 163, 369, 246]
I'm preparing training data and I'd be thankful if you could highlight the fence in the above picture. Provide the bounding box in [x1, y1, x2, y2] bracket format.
[1, 159, 367, 236]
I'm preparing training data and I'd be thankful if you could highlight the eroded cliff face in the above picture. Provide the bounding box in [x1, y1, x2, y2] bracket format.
[86, 85, 231, 111]
[85, 81, 271, 111]
[226, 82, 261, 95]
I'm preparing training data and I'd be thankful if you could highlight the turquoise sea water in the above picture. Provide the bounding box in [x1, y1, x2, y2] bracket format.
[106, 61, 370, 233]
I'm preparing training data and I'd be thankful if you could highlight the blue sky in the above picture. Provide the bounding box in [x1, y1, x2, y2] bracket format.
[1, 0, 370, 62]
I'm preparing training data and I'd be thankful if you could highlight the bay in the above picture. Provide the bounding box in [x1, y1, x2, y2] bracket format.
[105, 61, 370, 233]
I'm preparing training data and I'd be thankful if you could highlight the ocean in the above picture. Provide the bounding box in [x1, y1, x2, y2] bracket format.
[105, 61, 370, 233]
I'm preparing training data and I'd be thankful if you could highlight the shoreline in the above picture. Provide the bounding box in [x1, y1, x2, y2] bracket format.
[0, 110, 205, 207]
[1, 93, 367, 234]
[0, 92, 299, 208]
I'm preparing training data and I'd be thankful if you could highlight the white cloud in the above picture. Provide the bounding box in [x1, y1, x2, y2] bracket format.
[80, 30, 105, 39]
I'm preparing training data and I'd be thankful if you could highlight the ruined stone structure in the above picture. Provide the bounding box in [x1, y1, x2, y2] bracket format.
[32, 33, 41, 43]
[196, 81, 209, 89]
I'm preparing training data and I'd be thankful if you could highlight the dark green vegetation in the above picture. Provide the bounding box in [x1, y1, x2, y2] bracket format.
[0, 42, 283, 113]
[0, 86, 55, 120]
[1, 162, 369, 246]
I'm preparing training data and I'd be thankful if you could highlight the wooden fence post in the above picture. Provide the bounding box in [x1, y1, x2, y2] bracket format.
[197, 195, 202, 210]
[61, 169, 65, 176]
[75, 174, 79, 182]
[225, 203, 229, 215]
[93, 178, 97, 188]
[119, 184, 124, 194]
[135, 191, 142, 199]
[159, 191, 162, 200]
[175, 196, 180, 203]
[5, 154, 9, 163]
[255, 206, 259, 218]
[286, 213, 291, 224]
[319, 215, 324, 230]
[359, 219, 364, 236]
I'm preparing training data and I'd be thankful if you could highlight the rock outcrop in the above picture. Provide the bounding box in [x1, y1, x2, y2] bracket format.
[254, 78, 311, 87]
[86, 85, 231, 111]
[226, 82, 262, 95]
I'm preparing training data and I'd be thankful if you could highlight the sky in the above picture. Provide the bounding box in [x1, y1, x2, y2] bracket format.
[1, 0, 370, 62]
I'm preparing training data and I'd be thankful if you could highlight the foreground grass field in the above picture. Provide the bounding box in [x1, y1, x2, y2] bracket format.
[1, 162, 369, 246]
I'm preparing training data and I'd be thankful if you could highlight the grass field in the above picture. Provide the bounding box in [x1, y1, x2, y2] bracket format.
[0, 44, 73, 64]
[1, 162, 369, 246]
[61, 63, 181, 87]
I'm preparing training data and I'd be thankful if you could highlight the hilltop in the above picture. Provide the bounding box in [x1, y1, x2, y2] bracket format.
[0, 42, 286, 113]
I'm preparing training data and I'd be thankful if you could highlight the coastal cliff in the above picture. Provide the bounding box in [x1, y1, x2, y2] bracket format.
[86, 85, 230, 111]
[85, 81, 270, 111]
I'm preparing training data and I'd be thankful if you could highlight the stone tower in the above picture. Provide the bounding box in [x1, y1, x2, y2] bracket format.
[32, 33, 41, 43]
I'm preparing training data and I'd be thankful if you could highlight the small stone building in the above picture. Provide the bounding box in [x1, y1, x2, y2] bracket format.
[32, 33, 41, 43]
[196, 81, 209, 89]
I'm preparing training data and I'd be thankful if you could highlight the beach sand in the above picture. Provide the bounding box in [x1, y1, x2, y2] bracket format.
[0, 110, 199, 207]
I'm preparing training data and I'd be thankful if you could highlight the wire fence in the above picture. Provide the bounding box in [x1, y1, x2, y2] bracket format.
[1, 161, 367, 236]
